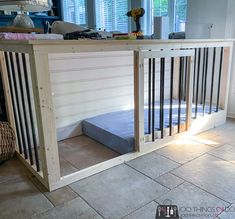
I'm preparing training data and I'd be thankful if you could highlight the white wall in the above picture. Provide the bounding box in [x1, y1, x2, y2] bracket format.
[49, 52, 171, 140]
[49, 51, 133, 140]
[226, 0, 235, 117]
[186, 0, 235, 118]
[186, 0, 228, 39]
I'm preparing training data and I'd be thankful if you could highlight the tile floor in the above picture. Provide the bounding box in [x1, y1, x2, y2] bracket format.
[1, 119, 235, 219]
[58, 136, 120, 176]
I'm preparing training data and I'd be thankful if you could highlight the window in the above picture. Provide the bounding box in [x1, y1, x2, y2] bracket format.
[62, 0, 129, 32]
[142, 0, 187, 35]
[95, 0, 129, 32]
[174, 0, 187, 32]
[62, 0, 87, 25]
[153, 0, 169, 17]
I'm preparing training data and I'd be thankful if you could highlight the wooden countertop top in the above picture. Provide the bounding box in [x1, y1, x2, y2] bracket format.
[0, 38, 233, 45]
[0, 39, 233, 54]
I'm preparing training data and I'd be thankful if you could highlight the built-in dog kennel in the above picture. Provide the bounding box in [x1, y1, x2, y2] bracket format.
[0, 40, 233, 191]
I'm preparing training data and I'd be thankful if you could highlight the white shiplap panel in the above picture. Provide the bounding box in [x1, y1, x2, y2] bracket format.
[49, 52, 171, 140]
[52, 75, 133, 96]
[51, 66, 133, 84]
[49, 53, 133, 72]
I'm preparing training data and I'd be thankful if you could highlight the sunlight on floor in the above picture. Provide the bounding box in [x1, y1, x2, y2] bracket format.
[190, 138, 219, 147]
[177, 133, 220, 147]
[188, 116, 210, 135]
[172, 138, 203, 146]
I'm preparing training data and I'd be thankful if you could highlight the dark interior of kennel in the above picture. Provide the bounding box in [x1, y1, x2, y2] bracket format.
[0, 69, 7, 122]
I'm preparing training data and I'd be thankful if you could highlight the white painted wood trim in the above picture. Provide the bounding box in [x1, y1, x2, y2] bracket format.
[15, 152, 48, 189]
[0, 45, 31, 54]
[186, 56, 194, 130]
[0, 40, 233, 191]
[32, 42, 233, 54]
[51, 131, 187, 191]
[222, 46, 234, 113]
[50, 109, 226, 191]
[228, 113, 235, 118]
[28, 49, 61, 186]
[134, 51, 145, 152]
[141, 50, 195, 59]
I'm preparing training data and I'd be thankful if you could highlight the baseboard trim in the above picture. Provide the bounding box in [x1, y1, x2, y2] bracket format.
[228, 113, 235, 118]
[57, 123, 82, 141]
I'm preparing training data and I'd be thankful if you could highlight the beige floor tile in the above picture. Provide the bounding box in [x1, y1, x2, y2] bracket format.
[29, 176, 78, 206]
[156, 182, 229, 219]
[155, 173, 184, 189]
[0, 157, 31, 184]
[70, 164, 169, 219]
[45, 187, 78, 206]
[191, 134, 228, 148]
[218, 204, 235, 219]
[172, 154, 235, 203]
[123, 201, 158, 219]
[59, 136, 119, 171]
[127, 152, 180, 179]
[0, 178, 53, 219]
[59, 157, 78, 177]
[33, 197, 102, 219]
[208, 144, 235, 163]
[195, 130, 219, 140]
[156, 139, 213, 164]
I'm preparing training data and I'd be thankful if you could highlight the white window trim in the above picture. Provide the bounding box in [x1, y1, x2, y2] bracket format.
[142, 0, 186, 35]
[61, 0, 133, 31]
[168, 0, 175, 33]
[60, 0, 186, 33]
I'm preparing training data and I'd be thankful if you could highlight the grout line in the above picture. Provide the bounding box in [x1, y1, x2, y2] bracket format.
[35, 123, 235, 218]
[154, 148, 215, 174]
[187, 138, 217, 149]
[190, 136, 228, 148]
[124, 169, 180, 198]
[120, 200, 157, 219]
[159, 146, 235, 205]
[78, 195, 105, 219]
[124, 163, 170, 191]
[31, 207, 55, 219]
[214, 203, 233, 218]
[59, 156, 80, 177]
[170, 172, 232, 205]
[206, 152, 235, 167]
[124, 163, 186, 198]
[68, 186, 105, 219]
[156, 179, 230, 219]
[152, 151, 182, 165]
[27, 175, 57, 208]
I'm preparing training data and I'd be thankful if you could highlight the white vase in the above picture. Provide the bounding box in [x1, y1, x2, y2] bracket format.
[13, 14, 35, 28]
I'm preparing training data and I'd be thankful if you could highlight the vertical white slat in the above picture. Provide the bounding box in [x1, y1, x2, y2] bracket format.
[28, 48, 60, 189]
[186, 56, 194, 130]
[134, 51, 145, 152]
[173, 57, 180, 99]
[220, 46, 234, 111]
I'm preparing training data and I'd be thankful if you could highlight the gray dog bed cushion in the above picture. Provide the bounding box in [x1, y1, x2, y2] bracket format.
[82, 99, 217, 154]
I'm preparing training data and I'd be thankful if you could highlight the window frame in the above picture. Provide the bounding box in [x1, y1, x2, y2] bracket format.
[61, 0, 88, 27]
[61, 0, 132, 31]
[142, 0, 187, 35]
[93, 0, 130, 32]
[60, 0, 187, 34]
